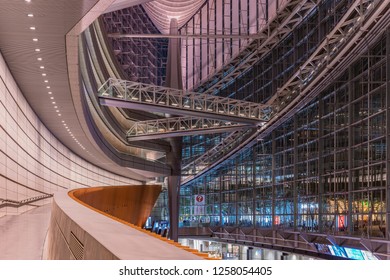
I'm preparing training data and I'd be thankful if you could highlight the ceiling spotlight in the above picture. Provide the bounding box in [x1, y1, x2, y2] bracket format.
[46, 86, 50, 89]
[48, 92, 52, 94]
[40, 66, 44, 69]
[50, 97, 54, 99]
[35, 48, 40, 52]
[54, 106, 58, 109]
[37, 57, 42, 61]
[56, 110, 59, 113]
[58, 114, 61, 116]
[33, 38, 38, 42]
[30, 26, 36, 30]
[52, 101, 55, 104]
[28, 14, 33, 17]
[42, 73, 46, 76]
[44, 80, 48, 83]
[25, 0, 32, 2]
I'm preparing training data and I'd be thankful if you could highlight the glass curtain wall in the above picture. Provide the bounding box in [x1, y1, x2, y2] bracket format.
[180, 31, 388, 239]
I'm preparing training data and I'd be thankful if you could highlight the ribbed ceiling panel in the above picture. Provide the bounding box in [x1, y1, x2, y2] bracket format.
[142, 0, 206, 34]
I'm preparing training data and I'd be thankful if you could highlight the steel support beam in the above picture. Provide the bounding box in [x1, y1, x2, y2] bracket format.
[98, 78, 272, 125]
[182, 0, 388, 184]
[126, 117, 252, 141]
[108, 33, 272, 40]
[194, 0, 318, 94]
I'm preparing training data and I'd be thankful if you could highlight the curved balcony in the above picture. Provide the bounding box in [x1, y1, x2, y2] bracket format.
[46, 186, 209, 260]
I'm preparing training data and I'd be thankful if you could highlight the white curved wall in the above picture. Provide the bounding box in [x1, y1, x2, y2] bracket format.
[0, 51, 139, 217]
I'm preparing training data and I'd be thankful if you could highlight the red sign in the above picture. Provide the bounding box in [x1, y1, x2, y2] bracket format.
[194, 195, 205, 205]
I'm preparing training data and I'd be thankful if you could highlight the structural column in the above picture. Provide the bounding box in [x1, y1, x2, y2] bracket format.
[386, 28, 390, 241]
[166, 18, 183, 241]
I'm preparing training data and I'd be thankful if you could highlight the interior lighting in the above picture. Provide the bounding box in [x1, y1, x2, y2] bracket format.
[25, 0, 31, 2]
[40, 66, 44, 69]
[30, 26, 36, 30]
[37, 57, 42, 61]
[56, 110, 59, 113]
[58, 114, 61, 116]
[44, 80, 48, 83]
[35, 48, 40, 52]
[28, 14, 34, 17]
[54, 106, 57, 108]
[48, 92, 52, 94]
[33, 38, 38, 42]
[52, 101, 55, 104]
[42, 73, 46, 76]
[46, 86, 50, 89]
[50, 97, 54, 99]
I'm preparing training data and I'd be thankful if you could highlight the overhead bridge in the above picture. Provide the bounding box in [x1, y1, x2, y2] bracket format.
[98, 78, 272, 125]
[126, 117, 251, 141]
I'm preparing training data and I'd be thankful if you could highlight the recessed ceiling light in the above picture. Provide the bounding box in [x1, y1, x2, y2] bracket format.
[56, 110, 59, 113]
[42, 73, 46, 76]
[44, 80, 48, 83]
[61, 120, 65, 123]
[33, 38, 38, 42]
[40, 66, 44, 69]
[54, 106, 58, 109]
[37, 57, 42, 61]
[28, 14, 34, 17]
[30, 26, 36, 30]
[58, 114, 61, 116]
[46, 86, 50, 89]
[25, 0, 31, 2]
[35, 48, 40, 52]
[50, 97, 54, 99]
[52, 101, 56, 104]
[48, 91, 52, 94]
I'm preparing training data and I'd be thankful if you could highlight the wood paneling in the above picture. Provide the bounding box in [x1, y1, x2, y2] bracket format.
[69, 185, 161, 227]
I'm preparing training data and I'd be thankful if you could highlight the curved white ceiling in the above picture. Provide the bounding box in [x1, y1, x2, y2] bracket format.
[142, 0, 206, 34]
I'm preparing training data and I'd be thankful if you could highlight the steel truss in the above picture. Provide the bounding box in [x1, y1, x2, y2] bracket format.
[98, 78, 272, 124]
[126, 117, 251, 141]
[181, 129, 255, 179]
[181, 0, 388, 183]
[267, 0, 384, 112]
[194, 0, 319, 94]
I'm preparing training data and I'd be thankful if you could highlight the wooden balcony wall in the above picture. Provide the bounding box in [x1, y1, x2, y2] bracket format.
[70, 185, 161, 227]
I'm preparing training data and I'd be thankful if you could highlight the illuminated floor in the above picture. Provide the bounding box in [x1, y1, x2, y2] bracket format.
[0, 204, 51, 260]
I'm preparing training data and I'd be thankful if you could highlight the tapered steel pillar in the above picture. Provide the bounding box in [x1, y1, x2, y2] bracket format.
[165, 18, 183, 241]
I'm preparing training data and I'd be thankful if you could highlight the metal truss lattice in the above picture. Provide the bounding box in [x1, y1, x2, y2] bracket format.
[98, 78, 272, 124]
[126, 117, 251, 141]
[181, 0, 388, 184]
[194, 0, 319, 95]
[268, 0, 386, 112]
